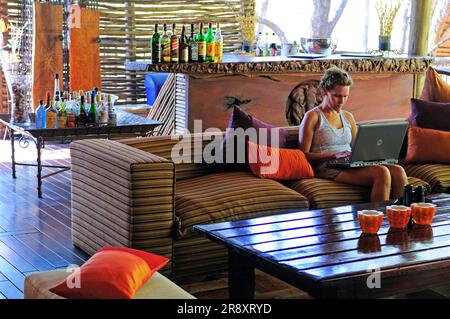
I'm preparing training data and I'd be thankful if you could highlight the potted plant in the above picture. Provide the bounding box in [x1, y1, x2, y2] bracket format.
[376, 0, 402, 51]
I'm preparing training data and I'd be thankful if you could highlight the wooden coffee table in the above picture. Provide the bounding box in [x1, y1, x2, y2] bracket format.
[194, 193, 450, 299]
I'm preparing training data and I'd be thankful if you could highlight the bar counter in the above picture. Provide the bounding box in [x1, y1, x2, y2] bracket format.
[125, 54, 433, 134]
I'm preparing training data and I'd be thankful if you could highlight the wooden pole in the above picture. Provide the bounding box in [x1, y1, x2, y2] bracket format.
[408, 0, 433, 98]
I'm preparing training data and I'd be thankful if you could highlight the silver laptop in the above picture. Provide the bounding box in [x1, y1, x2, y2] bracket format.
[326, 120, 408, 169]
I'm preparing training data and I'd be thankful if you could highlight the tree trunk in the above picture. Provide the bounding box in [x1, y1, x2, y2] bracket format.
[364, 0, 370, 51]
[311, 0, 348, 38]
[257, 0, 269, 35]
[400, 0, 411, 53]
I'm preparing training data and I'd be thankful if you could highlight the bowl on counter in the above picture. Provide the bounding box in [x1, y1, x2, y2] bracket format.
[300, 37, 336, 56]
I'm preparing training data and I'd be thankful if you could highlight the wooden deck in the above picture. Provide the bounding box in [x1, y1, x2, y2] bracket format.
[0, 141, 89, 299]
[0, 140, 449, 299]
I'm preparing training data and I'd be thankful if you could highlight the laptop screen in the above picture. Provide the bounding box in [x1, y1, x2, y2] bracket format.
[350, 120, 408, 163]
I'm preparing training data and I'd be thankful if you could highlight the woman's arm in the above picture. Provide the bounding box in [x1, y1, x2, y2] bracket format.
[298, 111, 341, 163]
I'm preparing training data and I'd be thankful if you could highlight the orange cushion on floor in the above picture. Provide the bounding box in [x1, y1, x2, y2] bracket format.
[404, 126, 450, 164]
[420, 66, 450, 102]
[49, 250, 151, 299]
[248, 141, 314, 180]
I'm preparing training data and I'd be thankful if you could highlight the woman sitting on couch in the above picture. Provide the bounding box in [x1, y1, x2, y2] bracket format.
[298, 66, 408, 202]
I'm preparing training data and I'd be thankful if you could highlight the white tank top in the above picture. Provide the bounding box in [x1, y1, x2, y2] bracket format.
[310, 110, 352, 153]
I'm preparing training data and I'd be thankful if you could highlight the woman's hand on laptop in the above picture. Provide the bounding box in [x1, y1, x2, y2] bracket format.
[334, 151, 352, 159]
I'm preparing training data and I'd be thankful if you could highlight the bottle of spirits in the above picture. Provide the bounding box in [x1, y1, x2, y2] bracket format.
[77, 92, 88, 127]
[205, 22, 215, 62]
[269, 33, 278, 56]
[46, 100, 58, 129]
[57, 94, 67, 128]
[161, 23, 171, 63]
[170, 23, 179, 63]
[151, 23, 161, 64]
[189, 23, 198, 62]
[214, 22, 223, 62]
[35, 100, 46, 129]
[88, 91, 98, 124]
[54, 91, 61, 111]
[255, 32, 263, 57]
[179, 25, 189, 63]
[197, 22, 206, 62]
[264, 32, 270, 56]
[98, 93, 108, 123]
[107, 94, 117, 126]
[53, 73, 60, 101]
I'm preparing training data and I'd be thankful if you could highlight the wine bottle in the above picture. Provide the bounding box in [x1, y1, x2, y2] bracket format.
[197, 22, 206, 62]
[189, 23, 198, 62]
[161, 24, 171, 63]
[205, 22, 215, 62]
[53, 73, 60, 101]
[179, 25, 189, 63]
[170, 23, 179, 63]
[151, 23, 161, 63]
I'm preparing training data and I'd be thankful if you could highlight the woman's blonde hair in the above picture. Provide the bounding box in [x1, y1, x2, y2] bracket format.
[319, 67, 353, 91]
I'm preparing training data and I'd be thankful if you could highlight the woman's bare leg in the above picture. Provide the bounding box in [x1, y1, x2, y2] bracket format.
[334, 165, 391, 202]
[385, 164, 408, 199]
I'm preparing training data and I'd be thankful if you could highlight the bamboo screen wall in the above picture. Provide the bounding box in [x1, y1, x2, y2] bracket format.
[0, 0, 255, 110]
[97, 0, 255, 104]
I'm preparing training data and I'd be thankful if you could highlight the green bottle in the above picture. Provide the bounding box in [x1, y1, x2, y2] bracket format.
[88, 91, 98, 124]
[205, 22, 215, 62]
[197, 22, 206, 62]
[189, 23, 198, 62]
[151, 23, 161, 63]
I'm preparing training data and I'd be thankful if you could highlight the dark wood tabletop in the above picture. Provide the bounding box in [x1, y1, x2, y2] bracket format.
[194, 193, 450, 299]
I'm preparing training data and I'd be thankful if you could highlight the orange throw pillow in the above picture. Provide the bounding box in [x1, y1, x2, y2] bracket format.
[420, 67, 450, 102]
[247, 141, 314, 180]
[404, 126, 450, 164]
[98, 246, 169, 276]
[49, 250, 151, 299]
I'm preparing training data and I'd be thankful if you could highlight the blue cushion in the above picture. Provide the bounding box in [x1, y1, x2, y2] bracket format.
[144, 73, 169, 105]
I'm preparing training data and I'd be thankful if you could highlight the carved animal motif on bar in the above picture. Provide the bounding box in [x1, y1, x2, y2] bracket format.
[286, 80, 322, 126]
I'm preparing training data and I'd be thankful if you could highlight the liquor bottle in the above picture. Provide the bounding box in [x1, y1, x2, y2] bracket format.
[264, 32, 270, 56]
[189, 23, 198, 62]
[53, 73, 60, 101]
[77, 92, 88, 127]
[46, 101, 58, 129]
[214, 22, 223, 62]
[197, 22, 206, 62]
[151, 23, 161, 64]
[88, 90, 98, 124]
[54, 91, 61, 111]
[161, 23, 171, 63]
[98, 93, 108, 123]
[205, 22, 215, 62]
[179, 25, 189, 63]
[255, 32, 263, 57]
[170, 23, 179, 63]
[57, 94, 67, 128]
[269, 33, 278, 56]
[107, 94, 117, 126]
[35, 100, 46, 129]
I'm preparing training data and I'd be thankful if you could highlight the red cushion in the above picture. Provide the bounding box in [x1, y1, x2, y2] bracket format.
[404, 126, 450, 164]
[247, 141, 314, 180]
[98, 246, 169, 276]
[49, 250, 151, 299]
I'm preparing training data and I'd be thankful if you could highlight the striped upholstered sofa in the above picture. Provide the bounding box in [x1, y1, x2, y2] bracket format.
[70, 126, 443, 281]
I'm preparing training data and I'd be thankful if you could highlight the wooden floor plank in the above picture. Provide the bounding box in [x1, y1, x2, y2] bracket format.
[13, 234, 70, 268]
[0, 255, 26, 290]
[0, 240, 37, 273]
[0, 237, 55, 271]
[0, 281, 23, 299]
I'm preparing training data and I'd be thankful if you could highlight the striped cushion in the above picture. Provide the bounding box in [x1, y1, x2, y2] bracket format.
[174, 171, 310, 238]
[403, 164, 450, 193]
[285, 177, 430, 209]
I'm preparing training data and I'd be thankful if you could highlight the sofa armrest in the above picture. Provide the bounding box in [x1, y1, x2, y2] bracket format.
[70, 139, 175, 273]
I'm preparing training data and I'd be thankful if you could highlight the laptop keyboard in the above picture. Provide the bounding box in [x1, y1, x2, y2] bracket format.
[327, 156, 351, 165]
